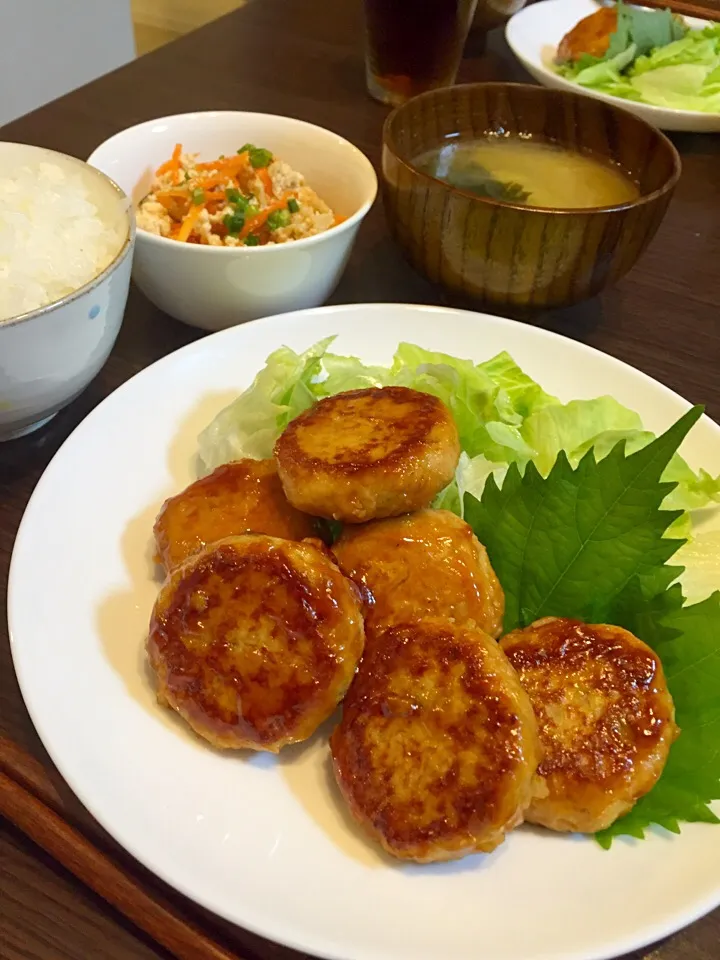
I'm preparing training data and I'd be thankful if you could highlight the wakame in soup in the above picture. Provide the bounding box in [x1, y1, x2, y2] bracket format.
[414, 138, 640, 209]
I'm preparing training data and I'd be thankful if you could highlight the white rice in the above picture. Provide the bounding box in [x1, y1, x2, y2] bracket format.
[0, 162, 126, 322]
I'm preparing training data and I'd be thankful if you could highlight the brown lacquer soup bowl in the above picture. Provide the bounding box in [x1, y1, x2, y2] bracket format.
[381, 83, 681, 310]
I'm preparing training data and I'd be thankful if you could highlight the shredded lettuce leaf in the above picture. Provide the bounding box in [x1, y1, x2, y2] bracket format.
[572, 44, 639, 88]
[197, 337, 334, 465]
[555, 2, 720, 115]
[198, 338, 720, 553]
[674, 532, 720, 604]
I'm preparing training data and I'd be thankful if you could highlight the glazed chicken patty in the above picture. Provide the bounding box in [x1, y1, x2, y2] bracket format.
[333, 509, 504, 638]
[501, 617, 678, 833]
[154, 458, 317, 572]
[556, 6, 617, 63]
[274, 386, 460, 523]
[331, 618, 544, 861]
[147, 534, 364, 752]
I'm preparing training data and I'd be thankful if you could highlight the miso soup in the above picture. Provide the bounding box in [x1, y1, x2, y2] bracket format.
[414, 138, 640, 209]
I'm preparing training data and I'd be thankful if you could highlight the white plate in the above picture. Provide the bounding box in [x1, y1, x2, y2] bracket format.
[506, 0, 720, 133]
[8, 303, 720, 960]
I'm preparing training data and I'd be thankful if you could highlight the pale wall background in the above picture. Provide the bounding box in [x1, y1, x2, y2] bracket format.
[0, 0, 136, 125]
[1, 0, 245, 125]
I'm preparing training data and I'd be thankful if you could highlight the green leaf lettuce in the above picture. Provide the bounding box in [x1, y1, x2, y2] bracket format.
[556, 4, 720, 114]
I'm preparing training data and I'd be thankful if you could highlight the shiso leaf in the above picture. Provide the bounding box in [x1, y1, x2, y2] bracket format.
[464, 407, 702, 632]
[597, 586, 720, 847]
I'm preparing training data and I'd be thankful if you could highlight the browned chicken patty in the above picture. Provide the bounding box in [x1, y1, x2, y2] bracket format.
[332, 509, 504, 638]
[556, 7, 617, 63]
[147, 534, 365, 752]
[331, 618, 544, 862]
[274, 386, 460, 524]
[153, 458, 317, 572]
[501, 617, 679, 833]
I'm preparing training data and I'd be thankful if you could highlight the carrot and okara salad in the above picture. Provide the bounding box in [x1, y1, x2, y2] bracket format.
[136, 143, 342, 246]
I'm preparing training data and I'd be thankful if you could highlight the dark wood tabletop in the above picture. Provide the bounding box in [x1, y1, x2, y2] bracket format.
[1, 0, 719, 958]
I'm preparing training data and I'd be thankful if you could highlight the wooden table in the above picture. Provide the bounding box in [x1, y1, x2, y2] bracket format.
[1, 0, 718, 957]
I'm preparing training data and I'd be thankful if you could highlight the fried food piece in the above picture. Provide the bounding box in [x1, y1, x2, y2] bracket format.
[153, 458, 317, 572]
[148, 534, 364, 752]
[556, 6, 617, 63]
[333, 509, 504, 638]
[331, 618, 544, 861]
[501, 617, 679, 833]
[274, 386, 460, 524]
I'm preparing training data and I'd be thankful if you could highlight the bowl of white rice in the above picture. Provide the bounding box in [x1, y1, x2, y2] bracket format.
[0, 141, 133, 441]
[87, 111, 377, 331]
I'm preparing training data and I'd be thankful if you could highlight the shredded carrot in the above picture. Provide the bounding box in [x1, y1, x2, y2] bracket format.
[155, 196, 185, 218]
[257, 168, 273, 199]
[333, 214, 347, 226]
[176, 203, 203, 242]
[239, 194, 290, 240]
[196, 173, 236, 191]
[155, 192, 193, 222]
[196, 152, 250, 174]
[155, 143, 183, 179]
[145, 143, 329, 247]
[155, 188, 189, 202]
[204, 194, 229, 213]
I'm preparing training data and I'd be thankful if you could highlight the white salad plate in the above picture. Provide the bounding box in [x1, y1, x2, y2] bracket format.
[8, 303, 720, 960]
[506, 0, 720, 133]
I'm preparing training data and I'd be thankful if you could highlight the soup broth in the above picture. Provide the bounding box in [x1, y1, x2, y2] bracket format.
[414, 138, 640, 209]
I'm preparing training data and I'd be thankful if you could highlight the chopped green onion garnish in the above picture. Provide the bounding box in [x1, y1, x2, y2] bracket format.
[225, 187, 242, 204]
[223, 212, 245, 236]
[267, 209, 291, 231]
[191, 188, 205, 205]
[248, 147, 273, 169]
[287, 197, 300, 214]
[244, 234, 260, 246]
[237, 143, 272, 167]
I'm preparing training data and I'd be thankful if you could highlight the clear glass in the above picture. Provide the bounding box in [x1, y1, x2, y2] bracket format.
[364, 0, 479, 107]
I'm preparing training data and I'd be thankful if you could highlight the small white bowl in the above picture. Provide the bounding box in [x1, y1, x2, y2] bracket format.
[0, 143, 134, 442]
[506, 0, 720, 134]
[87, 111, 378, 331]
